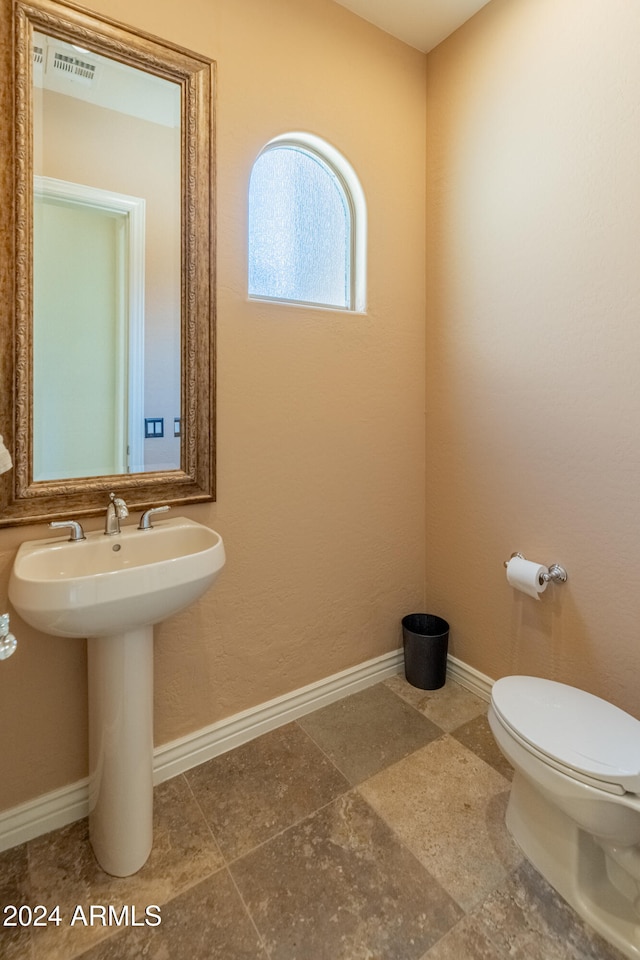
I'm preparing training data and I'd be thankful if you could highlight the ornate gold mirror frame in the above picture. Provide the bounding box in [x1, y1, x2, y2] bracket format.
[0, 0, 215, 527]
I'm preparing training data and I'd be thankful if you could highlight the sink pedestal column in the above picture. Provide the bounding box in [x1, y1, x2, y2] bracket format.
[88, 626, 154, 877]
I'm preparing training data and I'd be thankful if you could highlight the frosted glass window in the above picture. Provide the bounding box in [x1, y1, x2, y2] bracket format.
[248, 145, 352, 309]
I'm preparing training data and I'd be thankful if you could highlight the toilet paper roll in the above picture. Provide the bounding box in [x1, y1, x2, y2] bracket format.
[506, 556, 548, 600]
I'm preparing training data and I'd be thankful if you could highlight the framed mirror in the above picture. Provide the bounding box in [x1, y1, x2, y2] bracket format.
[0, 0, 215, 526]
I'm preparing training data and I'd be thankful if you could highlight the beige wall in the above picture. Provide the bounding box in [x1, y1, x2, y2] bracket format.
[9, 0, 637, 821]
[0, 0, 426, 810]
[425, 0, 640, 715]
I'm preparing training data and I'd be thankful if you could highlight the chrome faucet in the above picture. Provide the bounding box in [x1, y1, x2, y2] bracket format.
[49, 519, 86, 541]
[104, 492, 129, 535]
[138, 505, 171, 530]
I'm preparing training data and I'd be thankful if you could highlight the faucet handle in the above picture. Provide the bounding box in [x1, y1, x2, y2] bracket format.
[109, 492, 129, 518]
[49, 520, 86, 541]
[138, 505, 171, 530]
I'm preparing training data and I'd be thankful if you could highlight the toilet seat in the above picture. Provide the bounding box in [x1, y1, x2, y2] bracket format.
[491, 676, 640, 795]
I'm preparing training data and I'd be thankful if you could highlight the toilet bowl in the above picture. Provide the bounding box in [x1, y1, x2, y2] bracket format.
[489, 675, 640, 959]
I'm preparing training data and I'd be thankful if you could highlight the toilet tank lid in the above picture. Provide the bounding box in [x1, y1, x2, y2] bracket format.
[491, 675, 640, 792]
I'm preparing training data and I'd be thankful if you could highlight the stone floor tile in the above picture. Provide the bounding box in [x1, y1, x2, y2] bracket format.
[74, 869, 267, 960]
[184, 722, 349, 861]
[385, 675, 487, 732]
[421, 914, 510, 959]
[26, 775, 223, 959]
[231, 791, 463, 960]
[3, 678, 629, 960]
[0, 843, 33, 959]
[298, 682, 443, 785]
[451, 713, 514, 781]
[476, 861, 628, 960]
[359, 734, 522, 911]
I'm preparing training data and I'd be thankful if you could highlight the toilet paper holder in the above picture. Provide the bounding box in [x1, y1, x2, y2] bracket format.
[503, 553, 568, 584]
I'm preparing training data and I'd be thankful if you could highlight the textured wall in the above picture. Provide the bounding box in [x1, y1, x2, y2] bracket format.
[0, 0, 426, 810]
[425, 0, 640, 715]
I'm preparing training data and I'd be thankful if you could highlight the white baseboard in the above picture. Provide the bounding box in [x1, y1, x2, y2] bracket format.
[446, 654, 493, 702]
[0, 778, 90, 855]
[0, 651, 492, 853]
[153, 646, 405, 783]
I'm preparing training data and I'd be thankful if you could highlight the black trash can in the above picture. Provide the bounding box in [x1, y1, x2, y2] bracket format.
[402, 614, 449, 690]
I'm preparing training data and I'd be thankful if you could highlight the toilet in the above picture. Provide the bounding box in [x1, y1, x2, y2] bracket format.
[488, 675, 640, 959]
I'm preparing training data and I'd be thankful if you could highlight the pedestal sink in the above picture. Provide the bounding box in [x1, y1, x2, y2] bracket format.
[8, 517, 225, 876]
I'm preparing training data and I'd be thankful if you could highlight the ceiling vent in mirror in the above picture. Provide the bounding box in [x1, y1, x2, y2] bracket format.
[52, 50, 97, 83]
[32, 44, 44, 66]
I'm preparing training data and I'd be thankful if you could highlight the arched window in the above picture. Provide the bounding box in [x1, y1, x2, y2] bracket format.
[248, 133, 366, 311]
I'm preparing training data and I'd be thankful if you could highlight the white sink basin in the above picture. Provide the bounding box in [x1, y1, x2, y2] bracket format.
[9, 517, 225, 638]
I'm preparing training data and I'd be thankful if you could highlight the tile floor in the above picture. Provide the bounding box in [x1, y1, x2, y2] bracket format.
[0, 675, 626, 960]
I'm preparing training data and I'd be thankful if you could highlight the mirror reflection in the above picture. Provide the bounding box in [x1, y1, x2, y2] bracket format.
[32, 31, 182, 479]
